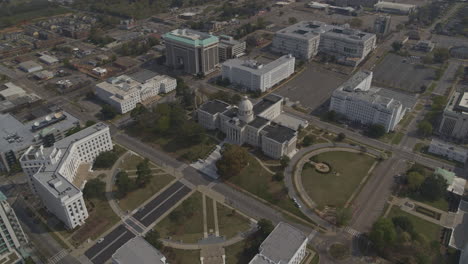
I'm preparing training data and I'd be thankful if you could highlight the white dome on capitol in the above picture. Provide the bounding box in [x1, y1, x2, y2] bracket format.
[238, 96, 253, 112]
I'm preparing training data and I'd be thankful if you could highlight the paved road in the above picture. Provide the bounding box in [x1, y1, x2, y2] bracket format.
[84, 225, 135, 264]
[433, 60, 462, 95]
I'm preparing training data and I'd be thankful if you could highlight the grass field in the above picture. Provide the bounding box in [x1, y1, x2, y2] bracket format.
[387, 207, 442, 244]
[164, 248, 200, 264]
[225, 241, 252, 264]
[301, 151, 376, 208]
[156, 192, 204, 243]
[228, 156, 308, 220]
[410, 194, 449, 212]
[217, 203, 252, 239]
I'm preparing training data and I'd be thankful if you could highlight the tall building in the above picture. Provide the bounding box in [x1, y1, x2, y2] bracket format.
[95, 71, 176, 114]
[249, 222, 308, 264]
[374, 15, 391, 36]
[0, 111, 79, 172]
[330, 71, 415, 132]
[163, 29, 219, 75]
[218, 35, 246, 62]
[197, 94, 302, 159]
[272, 21, 376, 66]
[0, 191, 28, 263]
[112, 237, 166, 264]
[221, 54, 295, 93]
[439, 92, 468, 142]
[20, 123, 113, 229]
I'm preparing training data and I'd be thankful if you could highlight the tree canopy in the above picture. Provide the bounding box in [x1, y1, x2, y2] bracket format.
[93, 151, 118, 169]
[369, 217, 397, 252]
[420, 174, 448, 201]
[366, 124, 386, 138]
[83, 178, 105, 200]
[216, 144, 249, 179]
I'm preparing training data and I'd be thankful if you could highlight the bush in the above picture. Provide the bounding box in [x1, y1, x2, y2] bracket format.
[273, 172, 284, 182]
[366, 124, 386, 138]
[93, 150, 118, 169]
[83, 178, 106, 200]
[302, 135, 315, 146]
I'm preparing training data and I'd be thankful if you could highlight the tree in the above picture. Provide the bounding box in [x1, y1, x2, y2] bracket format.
[273, 172, 284, 182]
[336, 133, 346, 142]
[257, 218, 274, 239]
[392, 41, 403, 52]
[83, 178, 105, 200]
[366, 124, 386, 138]
[417, 121, 433, 137]
[288, 17, 298, 24]
[116, 171, 135, 197]
[216, 144, 250, 179]
[322, 110, 337, 122]
[336, 207, 352, 227]
[280, 156, 290, 168]
[93, 151, 118, 169]
[392, 216, 414, 234]
[302, 135, 315, 146]
[420, 174, 447, 201]
[100, 104, 117, 120]
[85, 120, 96, 127]
[145, 229, 163, 250]
[407, 171, 425, 190]
[136, 158, 152, 187]
[433, 48, 450, 63]
[369, 218, 397, 252]
[349, 18, 362, 28]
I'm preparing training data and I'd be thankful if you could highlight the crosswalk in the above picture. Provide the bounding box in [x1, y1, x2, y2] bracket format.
[47, 249, 68, 264]
[344, 226, 361, 237]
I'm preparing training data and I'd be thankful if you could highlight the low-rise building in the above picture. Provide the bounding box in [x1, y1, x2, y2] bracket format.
[112, 237, 167, 264]
[20, 123, 112, 229]
[197, 94, 300, 159]
[374, 1, 416, 14]
[95, 71, 176, 114]
[92, 67, 107, 77]
[18, 61, 43, 73]
[330, 70, 415, 132]
[39, 54, 59, 65]
[0, 191, 28, 263]
[249, 222, 308, 264]
[413, 40, 435, 52]
[221, 55, 295, 93]
[428, 139, 468, 164]
[272, 21, 376, 66]
[218, 35, 246, 62]
[0, 111, 79, 172]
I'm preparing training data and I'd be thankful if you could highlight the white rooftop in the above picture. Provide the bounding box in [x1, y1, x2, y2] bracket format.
[112, 237, 166, 264]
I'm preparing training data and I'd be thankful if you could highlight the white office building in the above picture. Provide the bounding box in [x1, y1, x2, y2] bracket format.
[330, 71, 415, 132]
[249, 222, 308, 264]
[112, 237, 166, 264]
[439, 92, 468, 142]
[95, 71, 176, 114]
[198, 94, 303, 159]
[221, 55, 295, 93]
[20, 123, 113, 229]
[0, 191, 28, 263]
[374, 1, 416, 14]
[272, 21, 376, 66]
[428, 139, 468, 163]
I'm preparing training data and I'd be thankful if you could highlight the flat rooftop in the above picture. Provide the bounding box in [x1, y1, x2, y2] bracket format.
[34, 172, 80, 200]
[450, 200, 468, 250]
[0, 114, 35, 153]
[112, 236, 166, 264]
[262, 123, 296, 143]
[253, 94, 282, 115]
[222, 55, 294, 76]
[97, 75, 140, 97]
[200, 100, 231, 115]
[252, 222, 307, 263]
[163, 29, 219, 47]
[129, 69, 159, 84]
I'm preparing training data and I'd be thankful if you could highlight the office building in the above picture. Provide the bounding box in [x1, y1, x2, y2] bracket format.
[163, 29, 219, 75]
[374, 15, 391, 36]
[95, 71, 176, 114]
[112, 237, 166, 264]
[439, 92, 468, 142]
[374, 1, 416, 14]
[330, 71, 415, 132]
[428, 139, 468, 164]
[198, 94, 301, 159]
[19, 123, 112, 229]
[0, 191, 28, 263]
[272, 21, 376, 66]
[249, 222, 308, 264]
[221, 55, 295, 93]
[218, 35, 246, 62]
[0, 111, 79, 172]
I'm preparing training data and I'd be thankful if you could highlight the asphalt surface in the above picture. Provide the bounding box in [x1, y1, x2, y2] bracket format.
[433, 60, 463, 95]
[84, 225, 135, 264]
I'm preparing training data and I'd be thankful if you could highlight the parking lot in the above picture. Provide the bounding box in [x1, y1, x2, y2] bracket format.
[275, 63, 346, 112]
[373, 53, 435, 93]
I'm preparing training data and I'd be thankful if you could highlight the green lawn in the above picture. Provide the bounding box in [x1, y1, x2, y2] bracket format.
[217, 203, 252, 239]
[301, 151, 376, 208]
[391, 132, 404, 145]
[164, 248, 200, 264]
[156, 192, 204, 243]
[399, 114, 415, 129]
[225, 241, 252, 264]
[118, 173, 174, 212]
[409, 194, 449, 212]
[387, 207, 442, 244]
[228, 156, 308, 220]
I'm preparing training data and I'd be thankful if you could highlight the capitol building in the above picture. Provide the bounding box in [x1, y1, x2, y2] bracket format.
[197, 94, 301, 159]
